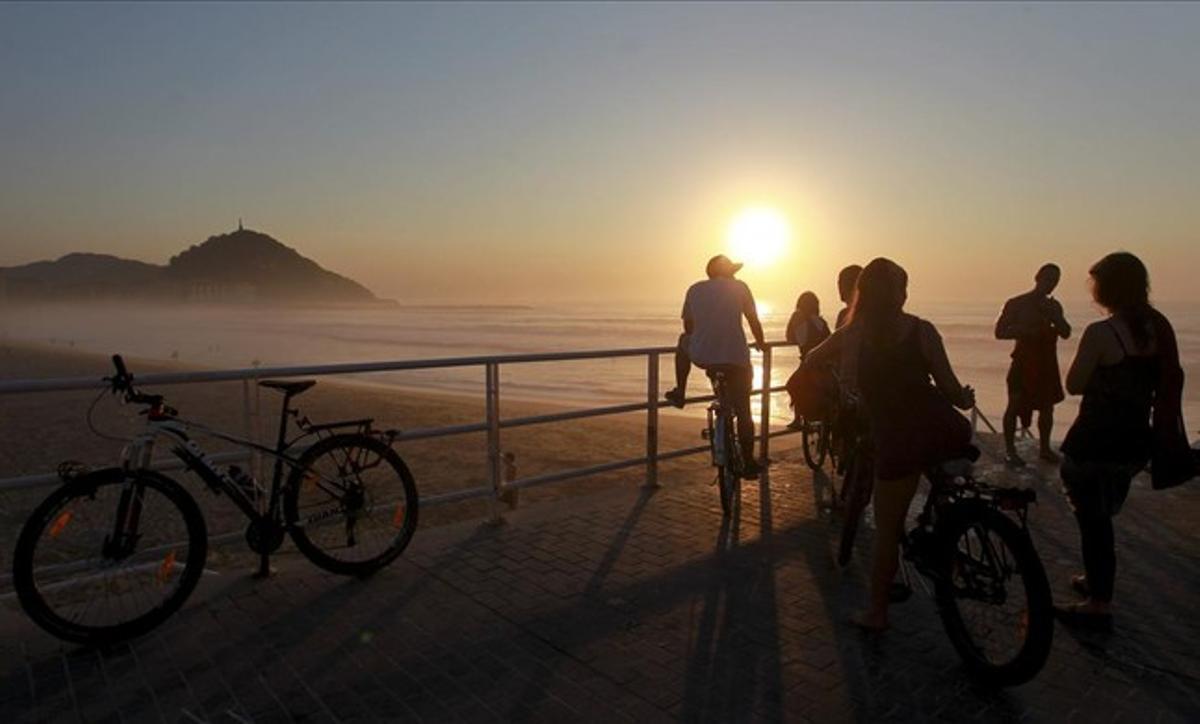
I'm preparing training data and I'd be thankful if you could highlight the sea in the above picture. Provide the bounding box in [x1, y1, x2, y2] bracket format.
[4, 300, 1200, 438]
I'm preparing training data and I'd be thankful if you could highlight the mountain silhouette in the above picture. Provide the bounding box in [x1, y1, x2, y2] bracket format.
[0, 227, 382, 305]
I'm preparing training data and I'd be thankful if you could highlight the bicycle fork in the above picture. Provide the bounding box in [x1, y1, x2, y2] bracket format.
[104, 436, 157, 560]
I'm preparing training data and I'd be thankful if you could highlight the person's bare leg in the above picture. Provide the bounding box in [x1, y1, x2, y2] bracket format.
[856, 474, 920, 629]
[1038, 406, 1059, 462]
[674, 350, 690, 393]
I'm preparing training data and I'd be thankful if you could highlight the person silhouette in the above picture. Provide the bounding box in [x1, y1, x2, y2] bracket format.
[784, 291, 831, 429]
[995, 264, 1071, 466]
[664, 254, 766, 478]
[786, 291, 831, 361]
[804, 258, 975, 630]
[834, 264, 863, 330]
[1056, 252, 1188, 629]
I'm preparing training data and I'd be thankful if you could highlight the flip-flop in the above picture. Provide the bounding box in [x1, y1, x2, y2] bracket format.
[1004, 453, 1027, 468]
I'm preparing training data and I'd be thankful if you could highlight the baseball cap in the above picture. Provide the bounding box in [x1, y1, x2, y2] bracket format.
[706, 254, 743, 278]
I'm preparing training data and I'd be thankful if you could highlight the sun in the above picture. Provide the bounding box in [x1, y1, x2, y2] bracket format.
[726, 206, 791, 267]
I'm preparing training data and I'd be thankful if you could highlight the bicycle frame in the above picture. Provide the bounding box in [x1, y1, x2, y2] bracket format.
[704, 376, 736, 469]
[119, 395, 372, 529]
[902, 464, 1036, 591]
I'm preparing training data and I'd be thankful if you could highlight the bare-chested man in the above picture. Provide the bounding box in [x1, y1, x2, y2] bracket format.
[995, 264, 1071, 466]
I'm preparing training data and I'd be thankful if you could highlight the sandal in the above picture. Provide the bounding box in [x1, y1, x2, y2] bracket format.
[1004, 453, 1027, 468]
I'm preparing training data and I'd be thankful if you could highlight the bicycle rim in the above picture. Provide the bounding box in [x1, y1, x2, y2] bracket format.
[286, 434, 418, 576]
[14, 470, 207, 644]
[935, 509, 1053, 686]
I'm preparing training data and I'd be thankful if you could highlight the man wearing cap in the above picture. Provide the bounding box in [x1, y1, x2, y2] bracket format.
[664, 254, 767, 478]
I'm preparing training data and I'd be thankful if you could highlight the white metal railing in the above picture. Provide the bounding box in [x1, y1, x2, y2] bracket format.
[0, 343, 803, 518]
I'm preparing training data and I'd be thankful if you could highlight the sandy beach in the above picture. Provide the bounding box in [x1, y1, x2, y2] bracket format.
[0, 342, 802, 555]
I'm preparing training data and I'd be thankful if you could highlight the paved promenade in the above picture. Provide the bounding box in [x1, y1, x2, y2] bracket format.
[2, 448, 1198, 723]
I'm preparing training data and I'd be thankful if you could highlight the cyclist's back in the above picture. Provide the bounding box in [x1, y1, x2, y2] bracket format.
[683, 276, 755, 370]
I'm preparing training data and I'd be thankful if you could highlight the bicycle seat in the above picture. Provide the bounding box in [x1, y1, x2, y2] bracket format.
[258, 379, 317, 396]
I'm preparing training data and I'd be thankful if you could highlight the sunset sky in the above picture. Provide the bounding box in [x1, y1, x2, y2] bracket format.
[2, 2, 1198, 308]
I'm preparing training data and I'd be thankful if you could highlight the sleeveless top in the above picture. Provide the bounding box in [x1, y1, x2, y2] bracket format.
[858, 318, 972, 479]
[1061, 321, 1159, 465]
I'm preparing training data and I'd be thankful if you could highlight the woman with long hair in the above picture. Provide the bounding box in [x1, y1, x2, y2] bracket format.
[804, 257, 975, 630]
[1057, 252, 1188, 629]
[786, 291, 831, 360]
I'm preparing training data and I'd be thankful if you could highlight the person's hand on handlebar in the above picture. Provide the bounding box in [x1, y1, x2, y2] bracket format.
[957, 385, 976, 411]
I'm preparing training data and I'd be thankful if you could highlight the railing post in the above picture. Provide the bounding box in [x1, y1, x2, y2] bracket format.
[759, 345, 772, 464]
[485, 362, 503, 523]
[645, 352, 659, 488]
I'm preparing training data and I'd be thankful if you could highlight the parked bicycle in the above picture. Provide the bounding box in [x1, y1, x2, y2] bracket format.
[701, 370, 744, 517]
[13, 355, 419, 645]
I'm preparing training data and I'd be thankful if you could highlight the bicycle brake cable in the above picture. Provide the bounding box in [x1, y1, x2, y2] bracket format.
[86, 388, 135, 443]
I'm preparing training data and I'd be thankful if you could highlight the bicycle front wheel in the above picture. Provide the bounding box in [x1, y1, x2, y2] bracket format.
[285, 434, 418, 577]
[934, 507, 1053, 687]
[13, 469, 208, 645]
[836, 450, 873, 567]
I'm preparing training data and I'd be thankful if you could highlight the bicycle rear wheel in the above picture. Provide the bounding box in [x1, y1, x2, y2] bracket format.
[13, 469, 208, 645]
[802, 420, 828, 470]
[285, 433, 418, 577]
[718, 416, 741, 517]
[934, 507, 1053, 686]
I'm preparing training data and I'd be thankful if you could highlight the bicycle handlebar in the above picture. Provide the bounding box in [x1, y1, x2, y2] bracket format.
[106, 355, 168, 409]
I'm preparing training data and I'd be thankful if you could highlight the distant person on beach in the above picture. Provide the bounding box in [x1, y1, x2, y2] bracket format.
[664, 254, 766, 478]
[1056, 252, 1192, 630]
[835, 264, 863, 330]
[784, 291, 831, 428]
[995, 264, 1071, 467]
[804, 258, 975, 631]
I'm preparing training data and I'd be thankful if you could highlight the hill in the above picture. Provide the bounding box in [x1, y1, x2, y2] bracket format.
[0, 227, 380, 305]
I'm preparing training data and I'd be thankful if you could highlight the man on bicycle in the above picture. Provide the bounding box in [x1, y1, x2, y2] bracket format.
[664, 254, 766, 479]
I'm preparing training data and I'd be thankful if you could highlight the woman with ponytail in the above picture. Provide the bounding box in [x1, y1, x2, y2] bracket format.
[804, 257, 975, 630]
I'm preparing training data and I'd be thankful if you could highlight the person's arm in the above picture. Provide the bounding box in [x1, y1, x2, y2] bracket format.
[681, 293, 695, 334]
[741, 283, 766, 348]
[918, 320, 974, 410]
[1049, 299, 1071, 340]
[802, 328, 842, 369]
[994, 299, 1028, 340]
[1065, 323, 1104, 395]
[785, 314, 798, 345]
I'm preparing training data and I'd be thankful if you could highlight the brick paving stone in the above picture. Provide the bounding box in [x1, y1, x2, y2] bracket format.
[3, 450, 1199, 722]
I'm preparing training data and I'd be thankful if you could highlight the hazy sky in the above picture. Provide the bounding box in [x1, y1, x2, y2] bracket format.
[2, 2, 1198, 308]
